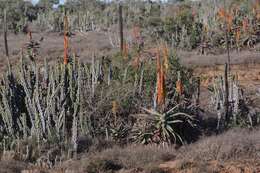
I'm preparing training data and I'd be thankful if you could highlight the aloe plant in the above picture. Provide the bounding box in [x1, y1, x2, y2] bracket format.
[132, 105, 196, 145]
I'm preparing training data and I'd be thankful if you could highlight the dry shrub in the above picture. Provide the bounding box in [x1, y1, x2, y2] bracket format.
[87, 138, 117, 153]
[0, 160, 27, 173]
[94, 145, 176, 169]
[145, 167, 169, 173]
[60, 144, 176, 173]
[177, 128, 260, 162]
[86, 159, 123, 173]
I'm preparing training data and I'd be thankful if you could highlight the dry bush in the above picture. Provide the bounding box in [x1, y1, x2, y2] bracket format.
[60, 144, 176, 173]
[3, 128, 260, 173]
[77, 136, 117, 153]
[0, 160, 27, 173]
[92, 145, 176, 169]
[177, 128, 260, 162]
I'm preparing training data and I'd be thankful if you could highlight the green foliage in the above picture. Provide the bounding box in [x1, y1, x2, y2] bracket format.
[0, 45, 201, 154]
[142, 106, 196, 144]
[38, 0, 59, 9]
[0, 1, 40, 33]
[129, 52, 200, 145]
[166, 53, 196, 105]
[163, 4, 203, 49]
[1, 0, 259, 50]
[209, 75, 260, 130]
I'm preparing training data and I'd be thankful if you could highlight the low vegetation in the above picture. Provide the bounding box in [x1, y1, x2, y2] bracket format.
[0, 0, 260, 172]
[19, 128, 259, 173]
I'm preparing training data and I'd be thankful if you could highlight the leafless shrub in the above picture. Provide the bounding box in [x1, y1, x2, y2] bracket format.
[177, 128, 260, 162]
[0, 161, 28, 173]
[60, 144, 176, 173]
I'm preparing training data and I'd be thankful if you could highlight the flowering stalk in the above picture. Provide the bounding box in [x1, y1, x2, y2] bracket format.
[156, 49, 166, 107]
[123, 41, 128, 59]
[217, 8, 233, 32]
[176, 71, 184, 95]
[162, 43, 169, 72]
[235, 28, 241, 51]
[132, 26, 142, 67]
[218, 2, 232, 72]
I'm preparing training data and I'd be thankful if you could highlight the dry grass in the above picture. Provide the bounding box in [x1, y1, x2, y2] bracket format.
[194, 63, 260, 87]
[58, 144, 176, 173]
[2, 128, 260, 173]
[177, 128, 260, 162]
[53, 128, 260, 172]
[0, 161, 27, 173]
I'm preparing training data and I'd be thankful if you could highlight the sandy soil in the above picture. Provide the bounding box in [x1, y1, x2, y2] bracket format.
[1, 31, 260, 67]
[0, 31, 114, 72]
[160, 159, 260, 173]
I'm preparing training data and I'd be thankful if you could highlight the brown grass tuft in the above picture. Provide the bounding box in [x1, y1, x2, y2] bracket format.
[177, 128, 260, 162]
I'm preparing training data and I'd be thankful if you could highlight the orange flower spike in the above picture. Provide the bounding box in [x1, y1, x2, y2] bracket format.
[176, 80, 183, 95]
[64, 15, 69, 65]
[226, 14, 233, 32]
[156, 49, 166, 106]
[255, 1, 260, 20]
[235, 29, 241, 43]
[156, 48, 161, 73]
[217, 7, 233, 32]
[133, 55, 140, 68]
[162, 44, 169, 71]
[64, 36, 69, 65]
[156, 48, 161, 97]
[112, 101, 119, 115]
[218, 8, 226, 20]
[257, 13, 260, 20]
[159, 65, 166, 105]
[242, 17, 249, 33]
[123, 42, 128, 59]
[176, 71, 184, 95]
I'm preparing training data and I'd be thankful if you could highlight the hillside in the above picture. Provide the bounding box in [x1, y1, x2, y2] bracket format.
[0, 0, 260, 173]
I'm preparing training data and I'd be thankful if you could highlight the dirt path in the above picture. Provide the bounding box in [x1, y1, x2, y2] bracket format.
[178, 48, 260, 67]
[159, 159, 260, 173]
